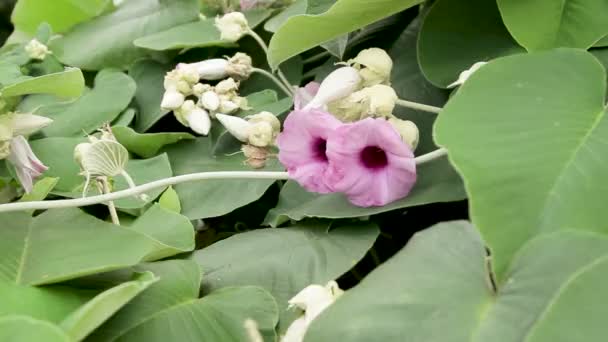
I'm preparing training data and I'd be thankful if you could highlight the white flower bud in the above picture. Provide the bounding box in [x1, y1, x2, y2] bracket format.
[215, 12, 249, 42]
[187, 59, 230, 81]
[248, 122, 274, 147]
[218, 100, 239, 114]
[200, 91, 220, 111]
[247, 111, 280, 135]
[354, 84, 398, 118]
[185, 107, 211, 135]
[192, 83, 212, 97]
[25, 39, 51, 60]
[388, 117, 419, 150]
[176, 63, 202, 84]
[11, 113, 53, 136]
[0, 140, 10, 159]
[305, 67, 362, 110]
[447, 61, 487, 88]
[161, 88, 185, 110]
[216, 113, 252, 142]
[349, 48, 393, 86]
[226, 52, 253, 80]
[215, 78, 239, 94]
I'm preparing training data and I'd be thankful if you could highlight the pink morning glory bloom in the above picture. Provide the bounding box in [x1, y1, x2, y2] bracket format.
[277, 109, 341, 193]
[326, 118, 416, 207]
[294, 81, 320, 110]
[240, 0, 258, 10]
[8, 135, 48, 193]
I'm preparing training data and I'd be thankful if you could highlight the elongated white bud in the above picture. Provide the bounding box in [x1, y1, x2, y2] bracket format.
[305, 67, 361, 110]
[161, 88, 185, 110]
[185, 107, 211, 135]
[190, 59, 230, 80]
[216, 113, 251, 142]
[200, 91, 220, 111]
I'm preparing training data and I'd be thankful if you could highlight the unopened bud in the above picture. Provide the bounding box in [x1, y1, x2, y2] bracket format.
[349, 48, 393, 86]
[192, 83, 212, 97]
[176, 63, 200, 84]
[215, 12, 249, 42]
[215, 78, 239, 94]
[388, 117, 419, 150]
[216, 113, 251, 142]
[356, 84, 397, 118]
[247, 111, 280, 137]
[305, 67, 361, 110]
[219, 100, 239, 114]
[188, 59, 230, 81]
[248, 122, 274, 147]
[185, 107, 211, 135]
[226, 52, 253, 80]
[25, 39, 51, 60]
[200, 91, 220, 111]
[161, 88, 185, 110]
[447, 61, 487, 88]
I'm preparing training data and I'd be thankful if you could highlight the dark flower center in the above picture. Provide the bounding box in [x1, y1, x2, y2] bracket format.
[360, 146, 388, 169]
[312, 138, 328, 162]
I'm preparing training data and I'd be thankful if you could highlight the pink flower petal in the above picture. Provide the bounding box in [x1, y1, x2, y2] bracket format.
[277, 109, 341, 193]
[326, 118, 416, 207]
[240, 0, 258, 10]
[294, 81, 320, 110]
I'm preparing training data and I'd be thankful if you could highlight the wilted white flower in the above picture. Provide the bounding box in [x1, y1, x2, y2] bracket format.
[247, 111, 280, 132]
[248, 122, 274, 147]
[348, 48, 393, 86]
[226, 52, 253, 80]
[25, 39, 51, 60]
[215, 78, 240, 94]
[388, 117, 419, 150]
[304, 67, 362, 110]
[329, 84, 398, 121]
[447, 61, 487, 88]
[215, 12, 249, 42]
[8, 135, 48, 193]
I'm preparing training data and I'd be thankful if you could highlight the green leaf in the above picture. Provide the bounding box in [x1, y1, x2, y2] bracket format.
[158, 186, 181, 213]
[51, 0, 200, 70]
[38, 69, 136, 137]
[11, 0, 108, 34]
[18, 177, 58, 204]
[191, 221, 378, 331]
[0, 61, 27, 86]
[264, 0, 307, 32]
[112, 126, 195, 158]
[0, 316, 70, 342]
[88, 260, 201, 341]
[264, 157, 465, 226]
[268, 0, 423, 68]
[112, 108, 136, 127]
[306, 221, 608, 342]
[435, 49, 608, 280]
[165, 138, 281, 219]
[60, 271, 158, 341]
[129, 60, 170, 132]
[418, 0, 523, 87]
[134, 18, 234, 51]
[0, 204, 193, 285]
[1, 68, 85, 98]
[497, 0, 608, 51]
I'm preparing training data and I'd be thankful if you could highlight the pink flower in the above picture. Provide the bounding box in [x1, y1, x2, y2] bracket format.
[8, 135, 48, 193]
[240, 0, 258, 10]
[294, 82, 320, 110]
[326, 118, 416, 207]
[277, 109, 341, 193]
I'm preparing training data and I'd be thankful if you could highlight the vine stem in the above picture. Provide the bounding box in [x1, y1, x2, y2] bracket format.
[252, 68, 292, 96]
[247, 29, 295, 96]
[0, 149, 448, 213]
[395, 99, 442, 114]
[98, 178, 120, 225]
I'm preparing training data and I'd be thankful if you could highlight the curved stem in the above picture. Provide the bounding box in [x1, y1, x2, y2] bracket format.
[0, 172, 290, 213]
[98, 178, 120, 225]
[396, 99, 442, 114]
[252, 68, 292, 96]
[415, 148, 447, 165]
[247, 29, 295, 95]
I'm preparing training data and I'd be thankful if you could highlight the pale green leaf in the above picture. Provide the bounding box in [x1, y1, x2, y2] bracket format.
[112, 126, 194, 158]
[1, 68, 85, 98]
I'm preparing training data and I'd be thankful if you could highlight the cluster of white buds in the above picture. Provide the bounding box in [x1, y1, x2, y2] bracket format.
[160, 53, 253, 135]
[301, 48, 419, 150]
[24, 39, 51, 61]
[215, 12, 250, 42]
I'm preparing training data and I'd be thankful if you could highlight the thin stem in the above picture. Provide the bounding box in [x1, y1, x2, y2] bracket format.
[121, 170, 148, 201]
[415, 148, 447, 165]
[247, 29, 294, 95]
[395, 99, 442, 114]
[0, 171, 290, 213]
[98, 178, 120, 225]
[252, 68, 292, 96]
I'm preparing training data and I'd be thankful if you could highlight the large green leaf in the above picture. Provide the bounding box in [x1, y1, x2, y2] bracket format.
[264, 157, 465, 226]
[112, 126, 194, 158]
[60, 272, 158, 341]
[418, 0, 522, 87]
[0, 316, 70, 342]
[306, 221, 608, 342]
[267, 0, 422, 68]
[38, 69, 136, 137]
[11, 0, 108, 35]
[51, 0, 199, 70]
[497, 0, 608, 51]
[435, 49, 608, 279]
[164, 138, 282, 219]
[129, 60, 170, 132]
[1, 68, 85, 98]
[191, 221, 378, 331]
[1, 204, 193, 285]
